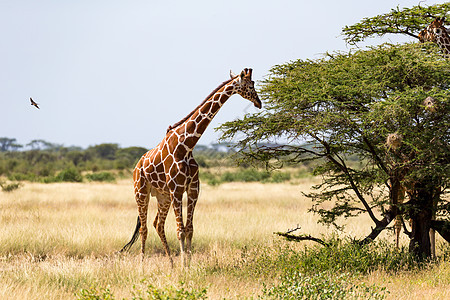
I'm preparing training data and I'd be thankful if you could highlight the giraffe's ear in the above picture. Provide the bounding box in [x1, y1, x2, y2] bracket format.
[230, 70, 237, 78]
[240, 70, 245, 79]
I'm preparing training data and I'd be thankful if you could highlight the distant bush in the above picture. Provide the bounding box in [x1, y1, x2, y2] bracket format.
[54, 168, 83, 182]
[8, 173, 38, 182]
[221, 168, 271, 182]
[85, 172, 116, 182]
[200, 168, 292, 185]
[0, 181, 22, 192]
[267, 171, 291, 183]
[199, 171, 220, 186]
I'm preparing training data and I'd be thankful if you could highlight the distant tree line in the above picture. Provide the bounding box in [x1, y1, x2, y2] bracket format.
[0, 138, 266, 183]
[0, 139, 147, 182]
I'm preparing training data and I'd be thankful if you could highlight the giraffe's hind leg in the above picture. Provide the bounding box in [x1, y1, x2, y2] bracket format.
[134, 176, 151, 261]
[137, 196, 150, 261]
[154, 192, 173, 267]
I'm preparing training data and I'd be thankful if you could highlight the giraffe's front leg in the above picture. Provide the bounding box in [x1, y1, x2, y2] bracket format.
[154, 193, 173, 268]
[170, 185, 187, 266]
[185, 171, 199, 264]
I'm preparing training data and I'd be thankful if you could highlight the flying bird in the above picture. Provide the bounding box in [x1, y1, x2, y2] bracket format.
[30, 97, 39, 109]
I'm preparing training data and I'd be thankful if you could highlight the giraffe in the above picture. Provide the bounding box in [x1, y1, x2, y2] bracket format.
[419, 17, 450, 58]
[120, 68, 261, 266]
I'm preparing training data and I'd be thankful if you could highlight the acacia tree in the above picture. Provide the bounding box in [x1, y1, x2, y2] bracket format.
[219, 41, 449, 258]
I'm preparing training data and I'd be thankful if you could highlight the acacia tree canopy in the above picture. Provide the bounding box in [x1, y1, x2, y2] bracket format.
[219, 42, 450, 256]
[341, 3, 450, 44]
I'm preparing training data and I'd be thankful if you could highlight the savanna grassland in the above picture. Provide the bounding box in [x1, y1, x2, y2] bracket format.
[0, 177, 449, 299]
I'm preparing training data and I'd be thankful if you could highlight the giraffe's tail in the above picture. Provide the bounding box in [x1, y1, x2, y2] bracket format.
[119, 216, 141, 253]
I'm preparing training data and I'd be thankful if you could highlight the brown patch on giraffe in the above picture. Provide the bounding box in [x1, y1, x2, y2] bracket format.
[166, 136, 178, 153]
[186, 120, 196, 133]
[163, 155, 174, 169]
[196, 119, 209, 134]
[200, 102, 212, 114]
[157, 181, 165, 190]
[225, 85, 234, 93]
[155, 162, 164, 174]
[161, 145, 169, 158]
[153, 154, 162, 166]
[142, 158, 150, 170]
[169, 165, 179, 178]
[174, 184, 185, 194]
[211, 102, 220, 112]
[151, 172, 159, 182]
[174, 145, 188, 160]
[167, 180, 176, 191]
[184, 136, 196, 150]
[195, 113, 203, 123]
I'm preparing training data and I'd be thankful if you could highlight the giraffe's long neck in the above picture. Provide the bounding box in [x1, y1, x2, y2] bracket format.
[436, 32, 450, 57]
[167, 77, 238, 152]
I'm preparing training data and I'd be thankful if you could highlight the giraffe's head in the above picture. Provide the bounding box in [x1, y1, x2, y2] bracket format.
[231, 68, 262, 109]
[419, 17, 447, 43]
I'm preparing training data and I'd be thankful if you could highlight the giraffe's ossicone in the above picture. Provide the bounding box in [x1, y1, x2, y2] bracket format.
[120, 68, 261, 267]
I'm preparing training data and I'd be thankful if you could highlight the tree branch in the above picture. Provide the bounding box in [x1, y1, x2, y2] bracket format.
[359, 207, 397, 244]
[275, 227, 330, 247]
[315, 135, 381, 227]
[361, 135, 389, 174]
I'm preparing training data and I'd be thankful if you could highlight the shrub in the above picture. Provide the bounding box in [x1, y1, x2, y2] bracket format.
[76, 280, 208, 300]
[267, 171, 291, 183]
[199, 171, 220, 186]
[131, 281, 208, 300]
[77, 285, 114, 300]
[294, 238, 417, 274]
[0, 181, 22, 192]
[54, 167, 83, 182]
[8, 173, 37, 182]
[262, 271, 388, 300]
[85, 172, 116, 182]
[222, 237, 419, 286]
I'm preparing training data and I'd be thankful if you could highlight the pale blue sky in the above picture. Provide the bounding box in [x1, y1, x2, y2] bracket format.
[1, 0, 445, 149]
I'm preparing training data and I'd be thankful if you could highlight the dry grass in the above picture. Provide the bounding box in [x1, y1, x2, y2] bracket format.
[0, 178, 448, 299]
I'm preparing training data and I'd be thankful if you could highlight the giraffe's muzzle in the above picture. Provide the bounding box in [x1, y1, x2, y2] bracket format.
[253, 97, 262, 109]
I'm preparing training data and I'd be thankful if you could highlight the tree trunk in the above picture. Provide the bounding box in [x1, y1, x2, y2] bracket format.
[409, 208, 432, 258]
[407, 179, 437, 259]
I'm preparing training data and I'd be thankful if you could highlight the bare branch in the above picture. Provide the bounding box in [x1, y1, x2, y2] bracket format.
[275, 231, 330, 247]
